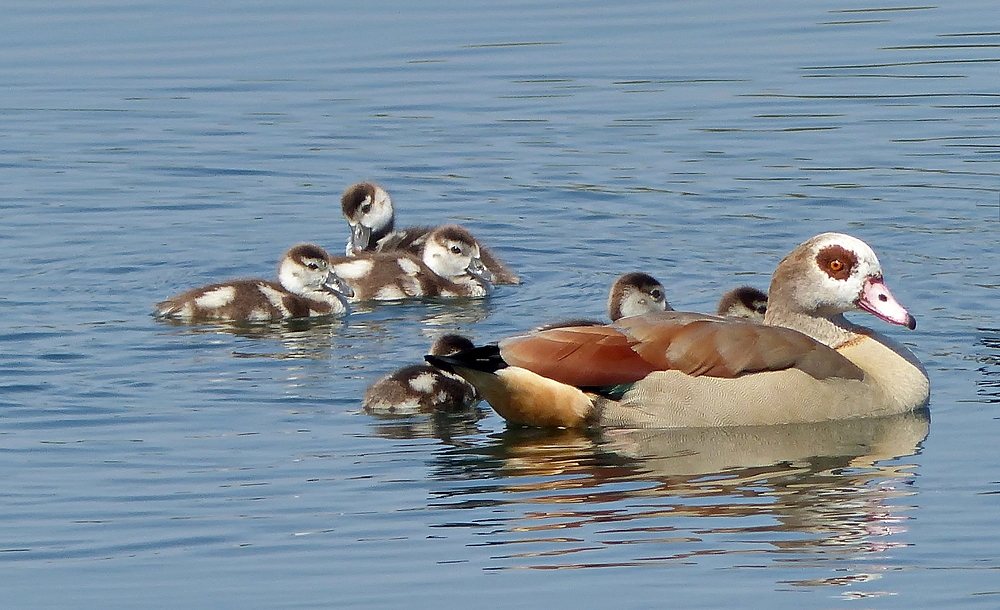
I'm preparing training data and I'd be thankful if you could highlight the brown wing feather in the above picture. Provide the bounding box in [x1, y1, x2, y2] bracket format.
[500, 326, 657, 387]
[618, 313, 864, 380]
[501, 312, 864, 387]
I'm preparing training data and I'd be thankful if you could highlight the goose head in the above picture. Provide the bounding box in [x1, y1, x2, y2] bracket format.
[422, 225, 494, 285]
[716, 286, 768, 321]
[765, 232, 915, 343]
[341, 182, 394, 254]
[608, 272, 672, 321]
[278, 244, 354, 299]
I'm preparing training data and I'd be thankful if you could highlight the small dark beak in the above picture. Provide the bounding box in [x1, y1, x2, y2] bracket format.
[349, 223, 373, 254]
[466, 257, 494, 285]
[324, 272, 355, 299]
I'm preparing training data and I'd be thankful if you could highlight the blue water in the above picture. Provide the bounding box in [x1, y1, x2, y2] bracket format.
[2, 0, 998, 608]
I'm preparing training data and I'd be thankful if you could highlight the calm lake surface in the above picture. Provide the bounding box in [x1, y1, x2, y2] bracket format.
[2, 0, 998, 607]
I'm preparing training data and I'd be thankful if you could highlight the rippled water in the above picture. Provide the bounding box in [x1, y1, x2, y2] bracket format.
[2, 0, 998, 608]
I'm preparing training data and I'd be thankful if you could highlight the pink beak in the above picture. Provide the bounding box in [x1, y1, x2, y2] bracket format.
[857, 277, 916, 330]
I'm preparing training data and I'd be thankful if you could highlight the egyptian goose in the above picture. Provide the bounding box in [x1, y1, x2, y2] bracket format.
[427, 233, 929, 428]
[340, 181, 520, 284]
[716, 285, 768, 322]
[330, 224, 493, 300]
[155, 244, 352, 321]
[363, 334, 479, 416]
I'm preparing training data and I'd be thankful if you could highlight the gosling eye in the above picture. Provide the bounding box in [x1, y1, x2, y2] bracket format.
[361, 203, 372, 214]
[306, 262, 320, 270]
[450, 245, 462, 255]
[650, 289, 663, 300]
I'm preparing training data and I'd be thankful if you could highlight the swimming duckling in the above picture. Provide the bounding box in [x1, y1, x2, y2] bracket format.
[608, 272, 672, 320]
[331, 224, 493, 301]
[340, 181, 520, 284]
[536, 272, 672, 331]
[363, 334, 479, 416]
[716, 285, 768, 322]
[155, 244, 352, 322]
[428, 232, 927, 429]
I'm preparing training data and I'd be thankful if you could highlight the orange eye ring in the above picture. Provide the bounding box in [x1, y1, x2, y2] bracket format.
[829, 260, 844, 272]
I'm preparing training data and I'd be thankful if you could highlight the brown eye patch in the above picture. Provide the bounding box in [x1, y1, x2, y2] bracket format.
[815, 245, 857, 281]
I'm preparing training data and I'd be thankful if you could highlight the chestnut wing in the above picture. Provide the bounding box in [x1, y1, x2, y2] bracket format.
[501, 312, 864, 387]
[499, 325, 658, 387]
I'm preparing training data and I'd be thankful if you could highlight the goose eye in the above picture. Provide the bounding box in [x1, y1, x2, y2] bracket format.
[829, 260, 844, 272]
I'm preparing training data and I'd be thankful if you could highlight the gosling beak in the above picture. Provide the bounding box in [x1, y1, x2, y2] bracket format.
[349, 223, 372, 254]
[324, 272, 355, 299]
[466, 257, 494, 285]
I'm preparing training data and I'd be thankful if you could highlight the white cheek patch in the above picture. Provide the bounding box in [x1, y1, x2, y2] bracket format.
[333, 258, 375, 280]
[194, 286, 236, 310]
[409, 372, 438, 394]
[366, 193, 395, 231]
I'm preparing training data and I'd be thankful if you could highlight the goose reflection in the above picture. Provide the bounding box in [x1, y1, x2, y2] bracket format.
[427, 410, 929, 581]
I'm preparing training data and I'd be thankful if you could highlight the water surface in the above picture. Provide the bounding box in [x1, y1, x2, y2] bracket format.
[2, 0, 998, 608]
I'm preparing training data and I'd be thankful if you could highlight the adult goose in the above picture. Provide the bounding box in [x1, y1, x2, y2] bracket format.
[340, 181, 520, 284]
[155, 244, 352, 322]
[427, 233, 929, 428]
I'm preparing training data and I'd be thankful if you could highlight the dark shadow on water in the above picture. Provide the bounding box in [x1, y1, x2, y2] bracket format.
[425, 410, 930, 580]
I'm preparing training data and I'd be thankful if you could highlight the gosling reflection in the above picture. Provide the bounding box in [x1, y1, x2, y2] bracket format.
[156, 316, 348, 360]
[428, 410, 929, 575]
[366, 409, 490, 445]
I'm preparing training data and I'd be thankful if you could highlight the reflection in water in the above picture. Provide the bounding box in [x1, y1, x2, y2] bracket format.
[428, 411, 929, 588]
[155, 316, 348, 359]
[366, 408, 490, 446]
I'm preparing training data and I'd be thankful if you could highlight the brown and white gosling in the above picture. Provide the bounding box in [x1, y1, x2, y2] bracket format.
[363, 334, 479, 416]
[716, 285, 768, 322]
[535, 272, 672, 331]
[330, 224, 493, 301]
[155, 244, 352, 322]
[340, 181, 519, 284]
